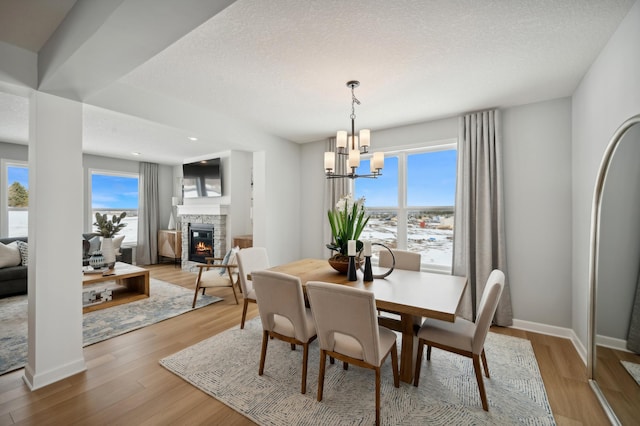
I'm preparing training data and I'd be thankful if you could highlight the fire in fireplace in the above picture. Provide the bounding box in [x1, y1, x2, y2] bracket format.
[188, 223, 215, 263]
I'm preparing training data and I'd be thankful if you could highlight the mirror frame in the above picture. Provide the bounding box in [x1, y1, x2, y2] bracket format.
[588, 113, 640, 425]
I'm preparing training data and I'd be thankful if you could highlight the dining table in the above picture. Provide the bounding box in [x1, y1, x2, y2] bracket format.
[268, 258, 468, 383]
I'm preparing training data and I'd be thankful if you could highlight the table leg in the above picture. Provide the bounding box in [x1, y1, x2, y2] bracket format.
[399, 313, 419, 383]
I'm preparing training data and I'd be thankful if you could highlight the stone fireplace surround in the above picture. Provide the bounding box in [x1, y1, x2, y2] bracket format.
[179, 213, 227, 271]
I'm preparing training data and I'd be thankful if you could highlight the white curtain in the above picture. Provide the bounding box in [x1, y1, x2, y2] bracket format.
[323, 137, 350, 257]
[136, 162, 159, 265]
[453, 110, 513, 326]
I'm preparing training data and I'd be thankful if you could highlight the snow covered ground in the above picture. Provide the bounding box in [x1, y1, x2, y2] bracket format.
[360, 216, 453, 267]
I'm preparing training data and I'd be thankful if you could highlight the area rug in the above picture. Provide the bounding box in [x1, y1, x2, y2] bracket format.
[0, 278, 222, 375]
[160, 317, 556, 425]
[621, 360, 640, 387]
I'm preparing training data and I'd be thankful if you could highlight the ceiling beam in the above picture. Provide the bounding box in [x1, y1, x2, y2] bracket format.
[38, 0, 236, 101]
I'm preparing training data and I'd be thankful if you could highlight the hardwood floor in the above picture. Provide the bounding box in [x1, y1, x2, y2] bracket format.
[0, 264, 610, 425]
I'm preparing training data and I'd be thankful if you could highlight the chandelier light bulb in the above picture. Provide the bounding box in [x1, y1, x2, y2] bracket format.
[336, 131, 348, 149]
[324, 152, 335, 172]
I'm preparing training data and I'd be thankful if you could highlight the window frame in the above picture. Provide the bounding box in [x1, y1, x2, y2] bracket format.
[353, 140, 457, 273]
[2, 159, 29, 237]
[88, 168, 140, 246]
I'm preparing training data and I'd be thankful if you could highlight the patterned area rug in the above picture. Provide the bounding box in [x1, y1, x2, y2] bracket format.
[0, 278, 222, 375]
[160, 318, 556, 425]
[621, 360, 640, 387]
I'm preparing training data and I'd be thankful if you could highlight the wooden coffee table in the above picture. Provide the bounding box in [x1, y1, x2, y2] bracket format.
[82, 262, 150, 313]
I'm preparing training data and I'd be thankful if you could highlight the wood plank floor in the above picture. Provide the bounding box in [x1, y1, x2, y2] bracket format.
[0, 264, 610, 425]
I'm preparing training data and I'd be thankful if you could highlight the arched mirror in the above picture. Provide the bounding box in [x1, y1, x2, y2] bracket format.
[588, 114, 640, 425]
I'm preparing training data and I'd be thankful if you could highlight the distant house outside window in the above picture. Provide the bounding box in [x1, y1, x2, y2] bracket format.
[90, 171, 139, 245]
[354, 145, 457, 271]
[6, 163, 28, 237]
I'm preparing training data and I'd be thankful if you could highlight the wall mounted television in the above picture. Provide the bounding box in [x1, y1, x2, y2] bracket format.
[182, 158, 222, 198]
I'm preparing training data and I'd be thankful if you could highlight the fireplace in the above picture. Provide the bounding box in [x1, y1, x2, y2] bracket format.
[188, 223, 215, 263]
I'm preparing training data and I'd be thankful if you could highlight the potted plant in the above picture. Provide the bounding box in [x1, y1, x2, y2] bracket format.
[326, 195, 369, 273]
[93, 212, 127, 267]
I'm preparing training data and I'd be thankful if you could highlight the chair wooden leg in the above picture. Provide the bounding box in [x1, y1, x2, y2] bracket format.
[259, 330, 269, 376]
[291, 343, 296, 350]
[317, 350, 327, 401]
[230, 283, 239, 305]
[375, 366, 381, 426]
[329, 356, 335, 364]
[343, 362, 348, 370]
[192, 285, 201, 308]
[241, 299, 249, 329]
[414, 338, 425, 387]
[301, 342, 309, 394]
[473, 353, 489, 411]
[391, 344, 399, 388]
[481, 349, 490, 378]
[427, 344, 432, 360]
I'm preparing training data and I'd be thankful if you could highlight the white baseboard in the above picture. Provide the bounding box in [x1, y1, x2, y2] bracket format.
[595, 334, 631, 352]
[22, 358, 87, 391]
[510, 319, 587, 365]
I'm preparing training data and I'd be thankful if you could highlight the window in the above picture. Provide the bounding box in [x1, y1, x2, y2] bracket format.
[354, 145, 457, 271]
[5, 163, 28, 237]
[90, 171, 139, 245]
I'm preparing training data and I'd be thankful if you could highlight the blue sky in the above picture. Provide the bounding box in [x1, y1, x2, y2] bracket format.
[7, 167, 138, 209]
[91, 174, 139, 209]
[7, 165, 28, 189]
[355, 150, 457, 207]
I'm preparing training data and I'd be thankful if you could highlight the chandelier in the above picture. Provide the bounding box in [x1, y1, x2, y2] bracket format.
[324, 81, 384, 179]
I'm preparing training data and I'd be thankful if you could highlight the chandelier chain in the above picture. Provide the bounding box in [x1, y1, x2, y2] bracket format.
[350, 85, 360, 120]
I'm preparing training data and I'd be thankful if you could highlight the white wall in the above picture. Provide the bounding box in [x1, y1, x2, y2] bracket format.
[502, 98, 573, 327]
[228, 150, 253, 242]
[299, 101, 574, 327]
[571, 0, 640, 347]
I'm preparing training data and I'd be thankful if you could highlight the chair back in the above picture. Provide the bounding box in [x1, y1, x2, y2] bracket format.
[379, 249, 421, 271]
[252, 270, 311, 342]
[472, 269, 506, 354]
[306, 281, 382, 365]
[236, 247, 270, 294]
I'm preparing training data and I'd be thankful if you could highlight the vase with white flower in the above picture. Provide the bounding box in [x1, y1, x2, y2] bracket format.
[93, 212, 127, 268]
[326, 195, 369, 273]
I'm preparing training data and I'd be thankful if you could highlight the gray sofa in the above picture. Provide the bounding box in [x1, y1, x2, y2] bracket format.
[0, 235, 133, 298]
[0, 236, 27, 298]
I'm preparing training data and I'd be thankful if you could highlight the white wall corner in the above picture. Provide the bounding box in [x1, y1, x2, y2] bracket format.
[510, 319, 587, 365]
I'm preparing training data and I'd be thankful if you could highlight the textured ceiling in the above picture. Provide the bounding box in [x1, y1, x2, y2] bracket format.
[0, 0, 636, 164]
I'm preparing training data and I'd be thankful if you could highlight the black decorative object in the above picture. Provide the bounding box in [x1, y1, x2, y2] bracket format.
[347, 255, 358, 281]
[363, 255, 373, 281]
[360, 242, 396, 279]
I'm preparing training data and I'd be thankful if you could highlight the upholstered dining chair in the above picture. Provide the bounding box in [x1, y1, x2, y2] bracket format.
[413, 269, 506, 411]
[236, 247, 270, 329]
[251, 270, 317, 394]
[191, 254, 239, 308]
[306, 281, 399, 426]
[377, 249, 422, 330]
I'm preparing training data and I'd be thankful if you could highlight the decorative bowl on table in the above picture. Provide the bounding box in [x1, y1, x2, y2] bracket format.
[328, 254, 363, 274]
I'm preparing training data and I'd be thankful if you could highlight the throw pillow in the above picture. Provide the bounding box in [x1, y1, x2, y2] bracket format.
[88, 236, 101, 254]
[112, 235, 125, 255]
[218, 246, 239, 276]
[16, 240, 28, 266]
[0, 241, 22, 268]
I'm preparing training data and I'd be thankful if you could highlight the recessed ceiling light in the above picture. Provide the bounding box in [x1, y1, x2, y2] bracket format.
[188, 136, 198, 141]
[132, 152, 141, 156]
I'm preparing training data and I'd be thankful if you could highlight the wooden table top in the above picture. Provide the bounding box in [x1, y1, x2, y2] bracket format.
[269, 258, 468, 322]
[82, 262, 149, 284]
